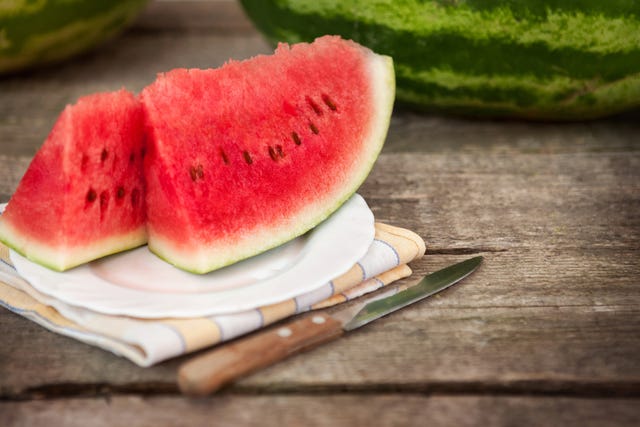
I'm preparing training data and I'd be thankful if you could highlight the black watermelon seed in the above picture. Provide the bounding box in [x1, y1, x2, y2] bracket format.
[276, 145, 285, 158]
[243, 151, 253, 165]
[220, 148, 230, 165]
[306, 96, 323, 116]
[309, 122, 319, 135]
[101, 148, 108, 162]
[322, 94, 337, 111]
[189, 166, 198, 181]
[268, 146, 278, 161]
[291, 132, 302, 145]
[86, 188, 97, 203]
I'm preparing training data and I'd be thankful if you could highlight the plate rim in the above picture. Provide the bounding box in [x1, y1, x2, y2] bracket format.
[9, 194, 374, 318]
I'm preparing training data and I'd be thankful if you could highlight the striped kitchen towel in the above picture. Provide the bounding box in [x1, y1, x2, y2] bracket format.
[0, 223, 425, 367]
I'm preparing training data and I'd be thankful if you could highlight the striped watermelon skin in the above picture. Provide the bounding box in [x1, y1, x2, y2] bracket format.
[0, 0, 148, 74]
[240, 0, 640, 120]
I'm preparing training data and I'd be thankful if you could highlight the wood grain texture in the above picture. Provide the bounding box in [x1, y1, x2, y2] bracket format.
[2, 395, 640, 427]
[1, 0, 639, 424]
[1, 250, 638, 396]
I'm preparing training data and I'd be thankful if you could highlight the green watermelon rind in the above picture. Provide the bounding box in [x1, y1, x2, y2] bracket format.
[0, 217, 146, 272]
[145, 52, 395, 274]
[240, 0, 640, 120]
[0, 0, 148, 74]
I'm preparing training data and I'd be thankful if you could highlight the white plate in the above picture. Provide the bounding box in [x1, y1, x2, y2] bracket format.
[9, 194, 374, 318]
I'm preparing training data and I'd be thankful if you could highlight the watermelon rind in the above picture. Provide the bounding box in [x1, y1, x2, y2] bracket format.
[142, 43, 395, 274]
[0, 0, 148, 74]
[240, 0, 640, 120]
[0, 217, 146, 272]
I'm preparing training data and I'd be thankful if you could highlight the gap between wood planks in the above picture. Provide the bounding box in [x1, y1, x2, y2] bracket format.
[426, 247, 508, 255]
[4, 379, 640, 401]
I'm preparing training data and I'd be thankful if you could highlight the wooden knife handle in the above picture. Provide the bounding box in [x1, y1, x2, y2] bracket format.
[178, 312, 343, 395]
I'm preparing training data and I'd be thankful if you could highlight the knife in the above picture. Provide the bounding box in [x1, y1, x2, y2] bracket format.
[178, 256, 483, 395]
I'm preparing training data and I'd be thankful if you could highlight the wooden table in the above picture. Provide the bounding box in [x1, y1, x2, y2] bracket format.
[1, 1, 639, 425]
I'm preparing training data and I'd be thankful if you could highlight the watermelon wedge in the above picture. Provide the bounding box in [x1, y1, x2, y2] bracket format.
[141, 36, 394, 273]
[0, 90, 147, 271]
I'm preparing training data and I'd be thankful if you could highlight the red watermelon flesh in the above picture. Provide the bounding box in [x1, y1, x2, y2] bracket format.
[141, 36, 395, 273]
[0, 90, 147, 271]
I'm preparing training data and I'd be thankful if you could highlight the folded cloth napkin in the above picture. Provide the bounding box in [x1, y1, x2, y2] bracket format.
[0, 223, 425, 367]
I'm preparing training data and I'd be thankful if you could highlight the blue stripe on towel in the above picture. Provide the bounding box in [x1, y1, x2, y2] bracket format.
[374, 238, 400, 266]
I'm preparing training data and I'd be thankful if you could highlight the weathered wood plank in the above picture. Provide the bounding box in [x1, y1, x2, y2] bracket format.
[249, 301, 640, 387]
[386, 109, 640, 154]
[361, 151, 640, 250]
[0, 156, 30, 202]
[134, 0, 256, 33]
[1, 147, 638, 395]
[2, 395, 640, 427]
[2, 249, 639, 397]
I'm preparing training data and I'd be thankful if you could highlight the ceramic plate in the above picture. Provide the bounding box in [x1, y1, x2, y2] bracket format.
[9, 194, 374, 318]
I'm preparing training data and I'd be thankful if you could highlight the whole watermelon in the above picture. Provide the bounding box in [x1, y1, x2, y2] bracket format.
[0, 0, 148, 75]
[240, 0, 640, 120]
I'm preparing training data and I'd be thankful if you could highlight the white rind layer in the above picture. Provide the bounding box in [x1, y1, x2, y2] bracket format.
[148, 51, 395, 274]
[0, 218, 146, 272]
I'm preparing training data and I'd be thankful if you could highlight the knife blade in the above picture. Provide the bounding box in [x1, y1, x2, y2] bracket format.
[178, 256, 483, 395]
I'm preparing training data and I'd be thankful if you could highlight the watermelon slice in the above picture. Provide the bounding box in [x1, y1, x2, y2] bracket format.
[141, 36, 394, 273]
[0, 90, 147, 271]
